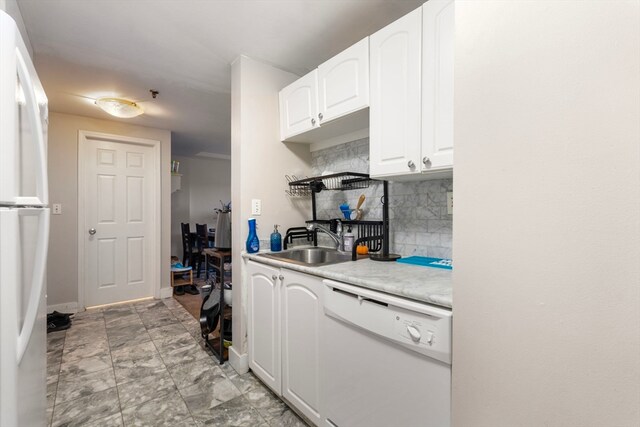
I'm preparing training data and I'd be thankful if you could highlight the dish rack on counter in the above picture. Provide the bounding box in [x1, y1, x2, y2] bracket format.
[284, 172, 400, 262]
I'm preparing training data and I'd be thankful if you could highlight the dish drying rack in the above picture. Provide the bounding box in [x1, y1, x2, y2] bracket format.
[284, 172, 399, 262]
[285, 175, 312, 197]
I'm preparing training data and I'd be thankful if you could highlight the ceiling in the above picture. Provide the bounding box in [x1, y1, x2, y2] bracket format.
[18, 0, 425, 157]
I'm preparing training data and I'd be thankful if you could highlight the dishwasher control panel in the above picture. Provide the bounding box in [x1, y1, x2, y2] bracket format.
[323, 279, 452, 364]
[394, 310, 439, 348]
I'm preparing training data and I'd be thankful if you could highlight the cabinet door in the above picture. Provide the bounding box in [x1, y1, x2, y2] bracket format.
[279, 69, 319, 141]
[369, 7, 423, 178]
[247, 261, 281, 394]
[422, 0, 455, 172]
[318, 37, 369, 124]
[281, 270, 323, 425]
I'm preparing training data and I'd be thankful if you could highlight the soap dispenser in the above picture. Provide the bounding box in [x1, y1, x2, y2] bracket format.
[342, 225, 354, 252]
[270, 224, 282, 252]
[246, 218, 260, 253]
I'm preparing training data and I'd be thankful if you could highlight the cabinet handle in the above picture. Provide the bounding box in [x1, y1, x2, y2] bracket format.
[311, 118, 316, 126]
[408, 160, 415, 169]
[422, 157, 430, 165]
[279, 275, 284, 281]
[272, 275, 277, 280]
[318, 113, 323, 120]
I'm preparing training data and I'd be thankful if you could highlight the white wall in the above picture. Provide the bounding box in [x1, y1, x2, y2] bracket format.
[230, 56, 312, 371]
[452, 2, 640, 426]
[170, 156, 231, 258]
[47, 112, 172, 309]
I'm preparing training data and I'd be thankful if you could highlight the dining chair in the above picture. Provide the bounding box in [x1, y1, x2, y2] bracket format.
[181, 222, 199, 268]
[195, 223, 208, 277]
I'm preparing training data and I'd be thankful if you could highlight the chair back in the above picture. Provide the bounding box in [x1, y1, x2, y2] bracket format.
[195, 223, 208, 251]
[181, 222, 193, 254]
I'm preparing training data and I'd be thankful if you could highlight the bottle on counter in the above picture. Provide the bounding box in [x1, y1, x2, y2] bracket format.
[246, 218, 260, 253]
[270, 224, 282, 252]
[342, 225, 354, 252]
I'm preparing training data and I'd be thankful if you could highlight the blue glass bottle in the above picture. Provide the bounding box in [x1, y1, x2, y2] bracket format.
[270, 224, 282, 252]
[246, 218, 260, 253]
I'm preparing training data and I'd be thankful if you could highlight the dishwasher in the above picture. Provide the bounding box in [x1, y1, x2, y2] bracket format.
[322, 279, 452, 427]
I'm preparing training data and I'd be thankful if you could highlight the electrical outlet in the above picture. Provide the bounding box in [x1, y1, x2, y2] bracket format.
[446, 192, 453, 215]
[251, 199, 262, 216]
[52, 203, 62, 215]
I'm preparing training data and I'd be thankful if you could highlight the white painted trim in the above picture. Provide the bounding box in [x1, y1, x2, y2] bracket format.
[159, 287, 173, 299]
[77, 130, 162, 310]
[309, 128, 369, 152]
[229, 346, 249, 374]
[46, 302, 78, 314]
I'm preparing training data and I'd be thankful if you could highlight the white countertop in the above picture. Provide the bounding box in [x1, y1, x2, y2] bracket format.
[243, 250, 452, 309]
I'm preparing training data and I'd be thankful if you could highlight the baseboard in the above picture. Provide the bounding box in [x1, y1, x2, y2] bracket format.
[159, 287, 174, 299]
[47, 302, 78, 314]
[228, 346, 249, 374]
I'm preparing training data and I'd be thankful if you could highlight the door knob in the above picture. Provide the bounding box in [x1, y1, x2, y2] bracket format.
[88, 228, 96, 235]
[279, 275, 284, 281]
[311, 118, 316, 125]
[407, 160, 415, 169]
[318, 113, 323, 120]
[272, 275, 277, 281]
[422, 157, 430, 165]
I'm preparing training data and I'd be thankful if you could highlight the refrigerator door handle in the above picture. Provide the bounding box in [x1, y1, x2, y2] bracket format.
[15, 48, 48, 206]
[16, 209, 49, 363]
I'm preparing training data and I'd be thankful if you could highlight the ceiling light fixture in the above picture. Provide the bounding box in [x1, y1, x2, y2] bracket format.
[95, 97, 144, 118]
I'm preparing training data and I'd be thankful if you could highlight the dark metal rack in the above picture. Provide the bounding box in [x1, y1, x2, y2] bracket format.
[287, 172, 400, 262]
[200, 249, 232, 364]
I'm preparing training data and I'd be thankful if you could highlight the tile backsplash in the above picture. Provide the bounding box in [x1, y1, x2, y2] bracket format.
[311, 138, 452, 259]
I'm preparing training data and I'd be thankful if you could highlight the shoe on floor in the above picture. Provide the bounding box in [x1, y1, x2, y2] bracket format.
[185, 285, 199, 295]
[174, 286, 185, 296]
[51, 310, 74, 319]
[47, 317, 71, 333]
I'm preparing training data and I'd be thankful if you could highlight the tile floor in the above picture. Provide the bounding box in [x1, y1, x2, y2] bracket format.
[46, 297, 308, 427]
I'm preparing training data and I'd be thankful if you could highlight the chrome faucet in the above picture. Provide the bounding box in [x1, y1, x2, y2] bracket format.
[307, 221, 343, 251]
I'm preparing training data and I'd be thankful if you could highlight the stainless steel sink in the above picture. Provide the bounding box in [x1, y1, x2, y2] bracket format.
[258, 247, 352, 266]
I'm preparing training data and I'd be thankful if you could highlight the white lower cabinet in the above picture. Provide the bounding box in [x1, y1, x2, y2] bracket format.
[247, 262, 281, 393]
[247, 261, 323, 425]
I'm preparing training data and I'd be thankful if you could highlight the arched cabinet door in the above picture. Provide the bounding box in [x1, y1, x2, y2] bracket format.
[318, 37, 369, 124]
[369, 7, 423, 178]
[280, 270, 323, 426]
[247, 261, 281, 394]
[422, 0, 455, 173]
[279, 69, 319, 141]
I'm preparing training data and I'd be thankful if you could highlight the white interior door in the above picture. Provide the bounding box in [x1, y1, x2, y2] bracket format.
[81, 133, 158, 307]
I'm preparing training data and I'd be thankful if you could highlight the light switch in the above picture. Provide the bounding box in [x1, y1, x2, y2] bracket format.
[52, 203, 62, 215]
[251, 199, 262, 216]
[446, 192, 453, 215]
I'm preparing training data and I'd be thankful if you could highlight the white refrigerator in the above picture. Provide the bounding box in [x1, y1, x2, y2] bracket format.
[0, 10, 50, 427]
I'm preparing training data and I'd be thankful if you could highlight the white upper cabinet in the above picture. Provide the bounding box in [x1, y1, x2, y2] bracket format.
[370, 2, 455, 180]
[279, 39, 370, 145]
[422, 0, 455, 172]
[279, 70, 319, 141]
[369, 7, 423, 178]
[318, 37, 369, 124]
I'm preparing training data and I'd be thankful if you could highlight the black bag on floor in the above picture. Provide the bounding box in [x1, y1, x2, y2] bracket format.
[47, 312, 71, 333]
[199, 291, 220, 338]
